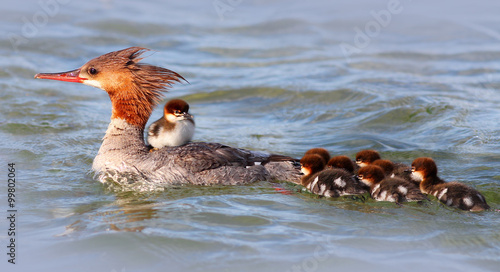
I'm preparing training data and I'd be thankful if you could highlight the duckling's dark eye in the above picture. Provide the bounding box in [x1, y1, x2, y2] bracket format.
[358, 175, 363, 179]
[88, 67, 97, 75]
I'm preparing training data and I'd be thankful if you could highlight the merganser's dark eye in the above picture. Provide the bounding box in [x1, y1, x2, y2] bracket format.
[89, 67, 97, 75]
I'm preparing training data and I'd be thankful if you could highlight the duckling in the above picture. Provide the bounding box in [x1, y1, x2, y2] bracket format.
[304, 148, 331, 164]
[357, 165, 427, 203]
[147, 99, 194, 149]
[327, 155, 356, 173]
[356, 150, 412, 182]
[300, 154, 367, 197]
[372, 159, 413, 183]
[371, 159, 394, 176]
[411, 157, 489, 211]
[355, 150, 381, 167]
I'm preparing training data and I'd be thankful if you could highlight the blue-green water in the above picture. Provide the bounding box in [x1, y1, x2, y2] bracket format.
[1, 0, 500, 271]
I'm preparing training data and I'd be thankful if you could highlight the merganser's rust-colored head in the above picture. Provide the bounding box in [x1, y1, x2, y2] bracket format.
[34, 47, 186, 128]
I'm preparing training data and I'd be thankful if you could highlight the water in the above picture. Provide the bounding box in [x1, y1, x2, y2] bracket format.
[1, 0, 500, 271]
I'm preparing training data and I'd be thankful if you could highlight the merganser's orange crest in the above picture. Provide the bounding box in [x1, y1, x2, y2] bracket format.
[35, 47, 186, 128]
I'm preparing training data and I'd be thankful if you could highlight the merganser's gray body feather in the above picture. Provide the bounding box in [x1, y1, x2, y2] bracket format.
[93, 119, 300, 185]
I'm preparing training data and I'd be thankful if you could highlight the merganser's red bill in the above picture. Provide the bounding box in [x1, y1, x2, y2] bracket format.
[34, 68, 86, 83]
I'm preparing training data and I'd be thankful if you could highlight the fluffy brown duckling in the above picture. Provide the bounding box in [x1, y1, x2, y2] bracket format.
[304, 148, 331, 164]
[327, 155, 356, 174]
[372, 159, 413, 183]
[411, 157, 489, 212]
[355, 150, 381, 167]
[357, 165, 427, 203]
[356, 150, 412, 182]
[300, 154, 367, 197]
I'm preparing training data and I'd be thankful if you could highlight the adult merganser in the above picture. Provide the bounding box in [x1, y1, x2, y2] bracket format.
[411, 157, 489, 211]
[357, 165, 426, 203]
[35, 47, 300, 185]
[300, 154, 367, 197]
[147, 99, 194, 149]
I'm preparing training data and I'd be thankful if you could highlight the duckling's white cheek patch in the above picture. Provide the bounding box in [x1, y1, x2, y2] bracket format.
[83, 79, 103, 89]
[166, 114, 177, 123]
[301, 167, 310, 176]
[360, 178, 371, 186]
[411, 171, 424, 181]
